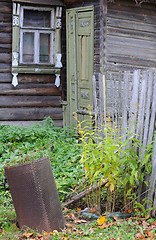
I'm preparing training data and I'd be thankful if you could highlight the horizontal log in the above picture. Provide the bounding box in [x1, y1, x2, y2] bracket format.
[0, 33, 12, 44]
[0, 63, 11, 70]
[0, 95, 61, 107]
[63, 178, 108, 207]
[0, 73, 12, 82]
[0, 15, 11, 23]
[0, 83, 61, 96]
[107, 17, 156, 34]
[0, 4, 11, 14]
[107, 55, 156, 67]
[0, 120, 63, 128]
[18, 74, 56, 84]
[16, 0, 63, 6]
[0, 53, 11, 63]
[108, 0, 156, 17]
[0, 26, 12, 33]
[106, 35, 156, 50]
[0, 44, 11, 53]
[108, 9, 156, 25]
[105, 63, 147, 72]
[107, 26, 156, 42]
[0, 107, 63, 121]
[106, 44, 156, 60]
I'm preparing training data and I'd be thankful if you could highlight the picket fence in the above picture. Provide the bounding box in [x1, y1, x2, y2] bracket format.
[93, 69, 156, 214]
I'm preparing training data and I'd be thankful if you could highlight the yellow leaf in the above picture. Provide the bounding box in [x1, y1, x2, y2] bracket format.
[77, 208, 81, 212]
[110, 183, 115, 192]
[105, 182, 110, 187]
[97, 215, 108, 226]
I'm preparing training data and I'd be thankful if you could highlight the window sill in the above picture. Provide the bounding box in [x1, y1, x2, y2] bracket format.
[12, 66, 61, 74]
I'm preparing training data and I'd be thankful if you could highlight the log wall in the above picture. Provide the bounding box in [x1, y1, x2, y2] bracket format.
[0, 0, 63, 127]
[105, 0, 156, 114]
[106, 0, 156, 71]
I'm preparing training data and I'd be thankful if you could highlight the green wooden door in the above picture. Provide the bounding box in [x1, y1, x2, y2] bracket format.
[66, 6, 94, 126]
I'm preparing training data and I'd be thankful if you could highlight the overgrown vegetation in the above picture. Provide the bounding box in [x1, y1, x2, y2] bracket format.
[76, 115, 153, 214]
[0, 117, 155, 239]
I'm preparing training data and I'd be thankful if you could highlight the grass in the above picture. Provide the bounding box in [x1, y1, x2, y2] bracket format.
[0, 117, 155, 239]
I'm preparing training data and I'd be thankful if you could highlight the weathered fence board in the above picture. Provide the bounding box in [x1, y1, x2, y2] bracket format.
[102, 68, 156, 213]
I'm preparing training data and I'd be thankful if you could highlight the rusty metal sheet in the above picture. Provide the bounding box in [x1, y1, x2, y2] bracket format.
[5, 157, 65, 232]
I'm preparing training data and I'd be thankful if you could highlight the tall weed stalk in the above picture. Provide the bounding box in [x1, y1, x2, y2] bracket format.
[76, 115, 153, 213]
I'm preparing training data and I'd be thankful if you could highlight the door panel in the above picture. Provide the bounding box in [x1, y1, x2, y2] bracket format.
[67, 7, 94, 126]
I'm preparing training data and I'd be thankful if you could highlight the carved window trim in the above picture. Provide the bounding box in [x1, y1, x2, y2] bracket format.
[12, 2, 63, 87]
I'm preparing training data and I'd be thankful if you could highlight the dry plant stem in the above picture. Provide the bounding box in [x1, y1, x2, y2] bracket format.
[63, 178, 108, 207]
[121, 189, 150, 211]
[65, 177, 89, 200]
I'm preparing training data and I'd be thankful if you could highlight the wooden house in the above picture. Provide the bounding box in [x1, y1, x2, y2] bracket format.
[0, 0, 156, 127]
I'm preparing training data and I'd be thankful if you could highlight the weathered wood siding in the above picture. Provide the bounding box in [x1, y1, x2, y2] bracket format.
[106, 0, 156, 71]
[0, 0, 63, 127]
[105, 0, 156, 114]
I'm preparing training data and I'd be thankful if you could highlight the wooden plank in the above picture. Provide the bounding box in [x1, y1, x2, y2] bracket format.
[107, 17, 156, 34]
[142, 70, 154, 158]
[129, 70, 140, 133]
[0, 24, 12, 33]
[0, 107, 63, 121]
[105, 63, 147, 71]
[0, 73, 12, 83]
[147, 72, 156, 145]
[0, 3, 11, 14]
[107, 9, 156, 25]
[0, 120, 63, 128]
[0, 96, 61, 107]
[18, 74, 56, 84]
[0, 53, 11, 63]
[0, 33, 12, 44]
[121, 71, 130, 142]
[0, 15, 11, 24]
[106, 45, 156, 60]
[147, 135, 156, 215]
[0, 83, 61, 96]
[136, 71, 148, 147]
[106, 35, 156, 50]
[107, 27, 156, 42]
[0, 44, 11, 53]
[14, 0, 63, 5]
[108, 1, 156, 17]
[107, 55, 156, 68]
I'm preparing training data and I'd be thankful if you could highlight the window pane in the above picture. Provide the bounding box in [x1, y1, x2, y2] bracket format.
[23, 32, 34, 62]
[40, 34, 50, 63]
[23, 9, 51, 28]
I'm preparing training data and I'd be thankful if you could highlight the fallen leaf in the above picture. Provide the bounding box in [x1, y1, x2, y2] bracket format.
[146, 230, 154, 238]
[113, 215, 119, 221]
[77, 208, 81, 212]
[124, 208, 132, 213]
[89, 208, 97, 214]
[23, 232, 33, 238]
[99, 222, 114, 229]
[97, 215, 108, 226]
[135, 232, 145, 239]
[74, 219, 87, 224]
[70, 212, 76, 220]
[36, 234, 44, 238]
[145, 214, 150, 220]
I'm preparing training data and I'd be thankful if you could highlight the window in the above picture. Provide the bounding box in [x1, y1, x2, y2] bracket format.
[12, 2, 63, 86]
[20, 7, 54, 64]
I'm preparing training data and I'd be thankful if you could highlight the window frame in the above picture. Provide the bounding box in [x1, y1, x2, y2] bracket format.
[20, 6, 55, 65]
[12, 2, 62, 87]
